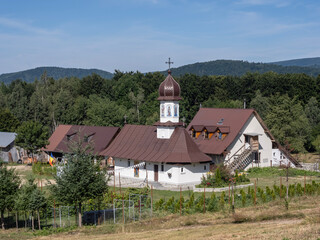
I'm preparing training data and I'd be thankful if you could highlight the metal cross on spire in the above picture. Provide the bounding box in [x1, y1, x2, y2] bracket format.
[165, 57, 174, 70]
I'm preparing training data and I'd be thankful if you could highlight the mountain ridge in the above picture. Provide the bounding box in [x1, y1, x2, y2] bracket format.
[1, 57, 320, 84]
[0, 66, 114, 84]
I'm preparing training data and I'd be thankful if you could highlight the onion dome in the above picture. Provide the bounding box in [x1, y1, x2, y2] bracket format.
[158, 70, 182, 101]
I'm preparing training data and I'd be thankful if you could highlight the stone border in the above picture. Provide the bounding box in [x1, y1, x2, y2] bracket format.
[193, 183, 254, 192]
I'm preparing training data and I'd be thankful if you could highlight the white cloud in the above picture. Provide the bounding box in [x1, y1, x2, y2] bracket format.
[0, 16, 60, 36]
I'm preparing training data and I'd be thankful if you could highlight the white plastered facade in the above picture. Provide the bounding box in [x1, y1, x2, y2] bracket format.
[114, 158, 210, 185]
[225, 114, 273, 169]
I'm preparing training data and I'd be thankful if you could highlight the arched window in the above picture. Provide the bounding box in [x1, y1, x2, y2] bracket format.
[174, 104, 178, 117]
[167, 105, 172, 117]
[161, 104, 165, 117]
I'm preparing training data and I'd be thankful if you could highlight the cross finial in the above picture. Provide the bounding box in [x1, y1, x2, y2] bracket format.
[165, 57, 174, 70]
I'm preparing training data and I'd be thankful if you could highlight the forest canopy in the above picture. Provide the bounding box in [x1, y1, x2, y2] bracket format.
[0, 70, 319, 153]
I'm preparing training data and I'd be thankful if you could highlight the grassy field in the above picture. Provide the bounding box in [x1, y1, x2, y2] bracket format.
[1, 195, 320, 240]
[1, 166, 320, 240]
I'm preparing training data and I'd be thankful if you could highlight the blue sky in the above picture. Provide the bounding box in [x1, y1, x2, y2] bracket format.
[0, 0, 319, 74]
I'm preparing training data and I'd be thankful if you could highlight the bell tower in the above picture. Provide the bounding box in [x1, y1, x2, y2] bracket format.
[155, 58, 182, 139]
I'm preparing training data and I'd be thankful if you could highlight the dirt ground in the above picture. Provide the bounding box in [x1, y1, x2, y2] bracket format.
[33, 196, 320, 240]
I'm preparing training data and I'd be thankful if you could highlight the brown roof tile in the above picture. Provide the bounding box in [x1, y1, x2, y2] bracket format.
[101, 124, 211, 163]
[44, 125, 120, 155]
[187, 108, 254, 155]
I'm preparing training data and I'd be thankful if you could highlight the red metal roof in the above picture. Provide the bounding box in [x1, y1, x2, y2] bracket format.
[101, 124, 211, 163]
[44, 125, 120, 156]
[187, 108, 255, 155]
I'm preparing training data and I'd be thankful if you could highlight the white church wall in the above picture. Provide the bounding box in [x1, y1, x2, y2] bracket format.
[226, 114, 273, 169]
[114, 158, 209, 185]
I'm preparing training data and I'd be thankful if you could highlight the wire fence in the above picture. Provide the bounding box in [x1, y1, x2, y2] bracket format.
[2, 194, 153, 230]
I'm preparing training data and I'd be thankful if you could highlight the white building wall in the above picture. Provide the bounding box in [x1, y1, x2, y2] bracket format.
[157, 126, 175, 139]
[271, 149, 295, 167]
[114, 158, 210, 185]
[225, 114, 273, 169]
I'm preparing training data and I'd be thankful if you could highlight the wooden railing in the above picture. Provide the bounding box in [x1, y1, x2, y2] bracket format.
[225, 144, 245, 166]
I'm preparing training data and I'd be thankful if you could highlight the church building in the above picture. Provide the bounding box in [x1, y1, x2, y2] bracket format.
[102, 68, 301, 186]
[101, 70, 212, 185]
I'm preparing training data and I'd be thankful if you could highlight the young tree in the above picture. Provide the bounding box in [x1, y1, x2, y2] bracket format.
[15, 175, 46, 230]
[50, 140, 109, 227]
[0, 162, 21, 229]
[15, 121, 49, 161]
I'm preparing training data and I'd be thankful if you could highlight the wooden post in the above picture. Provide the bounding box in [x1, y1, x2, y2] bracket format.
[180, 187, 182, 216]
[122, 194, 125, 225]
[286, 165, 289, 200]
[151, 185, 153, 217]
[304, 174, 306, 196]
[254, 180, 257, 206]
[119, 172, 121, 195]
[203, 186, 206, 213]
[113, 170, 116, 193]
[15, 211, 18, 229]
[280, 177, 282, 198]
[232, 181, 235, 214]
[146, 169, 148, 186]
[228, 183, 230, 205]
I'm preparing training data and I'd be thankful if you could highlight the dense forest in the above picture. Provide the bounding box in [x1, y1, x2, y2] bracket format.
[165, 60, 320, 77]
[0, 70, 319, 153]
[271, 57, 320, 68]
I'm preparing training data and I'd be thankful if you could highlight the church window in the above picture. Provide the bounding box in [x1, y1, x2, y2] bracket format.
[161, 104, 165, 117]
[128, 160, 131, 167]
[161, 163, 164, 171]
[174, 104, 178, 117]
[167, 105, 172, 117]
[204, 165, 207, 171]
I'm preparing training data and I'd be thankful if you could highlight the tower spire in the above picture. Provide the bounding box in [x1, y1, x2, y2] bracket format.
[165, 57, 174, 72]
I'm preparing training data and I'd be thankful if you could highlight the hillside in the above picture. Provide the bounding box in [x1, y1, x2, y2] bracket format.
[163, 59, 320, 77]
[271, 57, 320, 68]
[0, 67, 113, 84]
[2, 58, 320, 84]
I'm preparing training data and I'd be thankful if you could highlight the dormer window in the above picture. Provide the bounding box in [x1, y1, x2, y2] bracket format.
[84, 133, 94, 143]
[204, 129, 209, 139]
[66, 133, 76, 141]
[192, 129, 196, 138]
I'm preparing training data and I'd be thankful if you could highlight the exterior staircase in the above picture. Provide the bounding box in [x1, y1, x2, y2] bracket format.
[227, 147, 253, 173]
